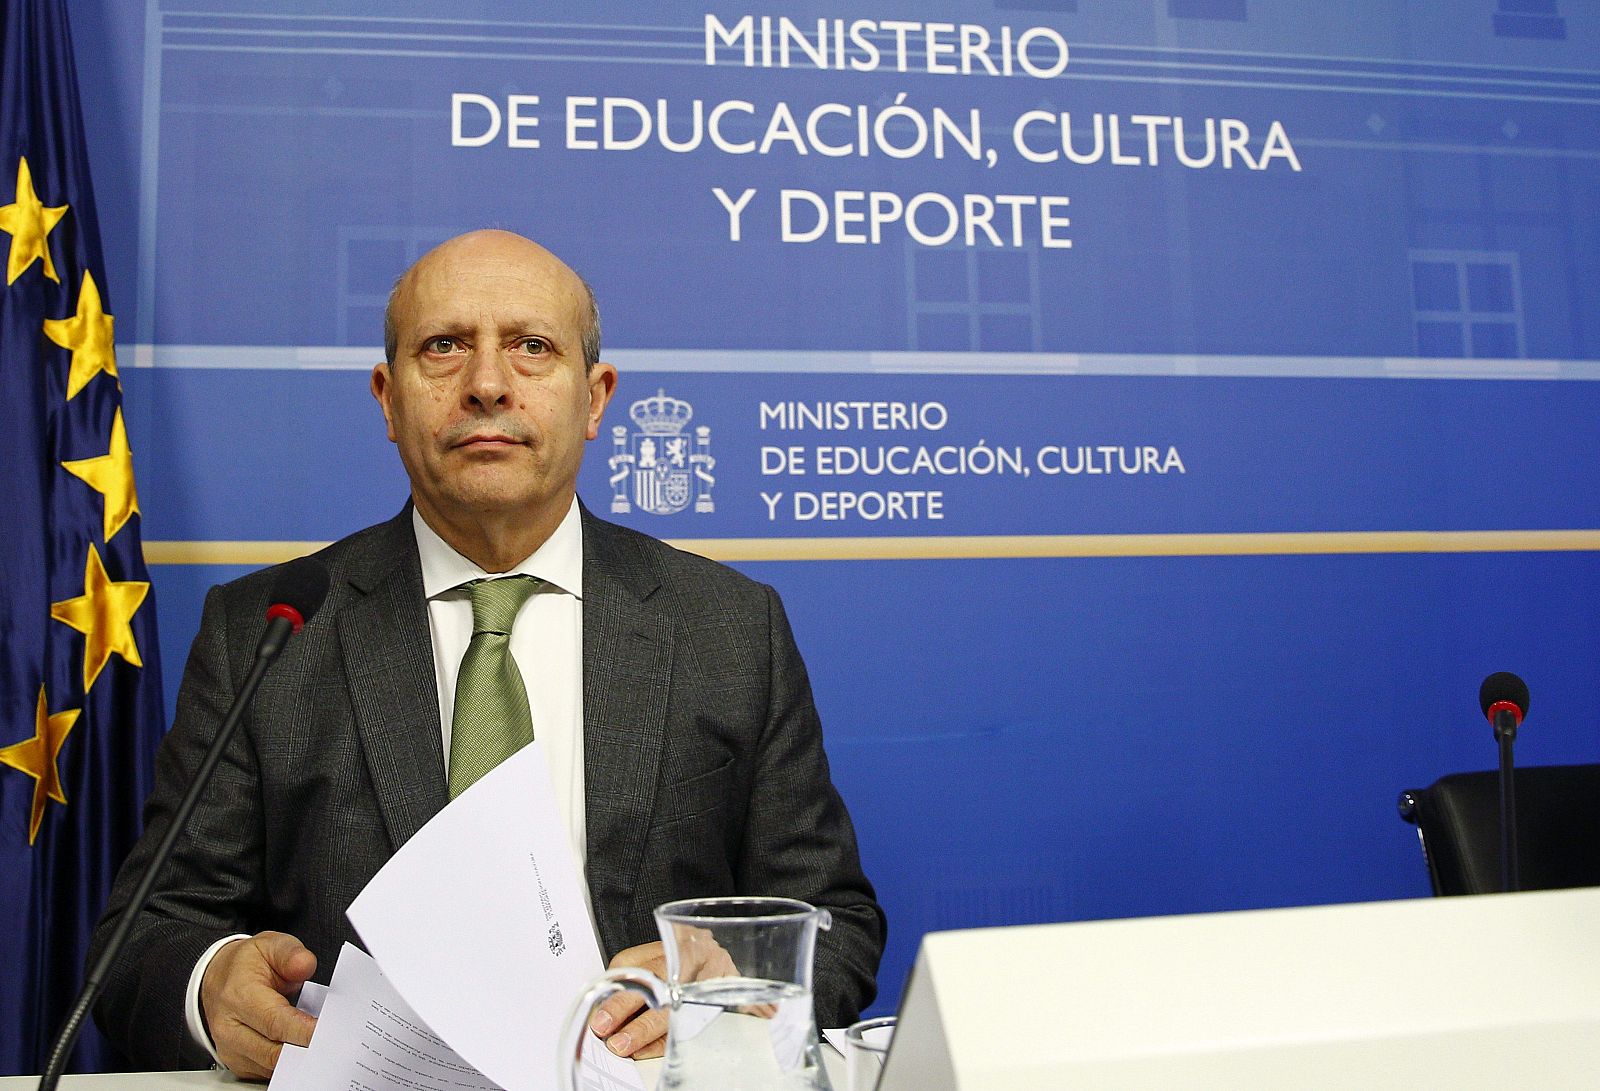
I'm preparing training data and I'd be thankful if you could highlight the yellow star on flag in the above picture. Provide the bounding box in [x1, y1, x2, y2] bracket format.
[50, 542, 149, 692]
[0, 156, 67, 285]
[0, 687, 80, 844]
[62, 407, 141, 542]
[44, 269, 117, 400]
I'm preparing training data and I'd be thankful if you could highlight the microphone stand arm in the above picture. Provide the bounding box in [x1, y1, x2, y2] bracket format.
[1493, 709, 1520, 895]
[37, 620, 291, 1090]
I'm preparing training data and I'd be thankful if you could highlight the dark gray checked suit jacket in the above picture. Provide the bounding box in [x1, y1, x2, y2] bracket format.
[90, 506, 885, 1070]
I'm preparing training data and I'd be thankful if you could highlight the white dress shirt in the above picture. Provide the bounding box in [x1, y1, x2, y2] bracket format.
[185, 499, 590, 1059]
[413, 498, 588, 874]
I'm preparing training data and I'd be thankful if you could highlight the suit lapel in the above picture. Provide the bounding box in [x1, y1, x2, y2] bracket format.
[581, 512, 674, 958]
[339, 512, 450, 852]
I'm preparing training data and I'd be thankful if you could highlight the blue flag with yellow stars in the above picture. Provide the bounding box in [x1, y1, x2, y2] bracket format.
[0, 0, 164, 1075]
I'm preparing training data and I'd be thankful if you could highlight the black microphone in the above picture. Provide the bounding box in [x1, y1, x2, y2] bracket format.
[38, 557, 330, 1089]
[1479, 671, 1530, 737]
[1477, 671, 1529, 896]
[256, 556, 331, 661]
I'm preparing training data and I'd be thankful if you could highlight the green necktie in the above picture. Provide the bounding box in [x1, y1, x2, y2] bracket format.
[448, 575, 539, 798]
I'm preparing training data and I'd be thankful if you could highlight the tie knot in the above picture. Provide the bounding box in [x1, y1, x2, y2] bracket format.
[466, 575, 539, 635]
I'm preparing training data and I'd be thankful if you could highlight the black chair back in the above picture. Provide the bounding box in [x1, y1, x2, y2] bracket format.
[1398, 763, 1600, 896]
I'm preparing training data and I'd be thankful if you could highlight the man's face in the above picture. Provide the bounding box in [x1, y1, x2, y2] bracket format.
[371, 232, 616, 535]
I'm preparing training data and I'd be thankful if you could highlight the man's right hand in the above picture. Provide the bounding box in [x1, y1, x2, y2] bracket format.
[200, 931, 319, 1080]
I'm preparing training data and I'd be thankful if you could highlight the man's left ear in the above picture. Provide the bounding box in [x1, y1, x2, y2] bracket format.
[586, 363, 619, 440]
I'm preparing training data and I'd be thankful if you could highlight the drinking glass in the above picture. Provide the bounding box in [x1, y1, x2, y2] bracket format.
[844, 1015, 895, 1091]
[560, 896, 835, 1090]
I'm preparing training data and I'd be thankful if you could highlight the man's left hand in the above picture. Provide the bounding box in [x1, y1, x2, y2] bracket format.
[588, 942, 671, 1059]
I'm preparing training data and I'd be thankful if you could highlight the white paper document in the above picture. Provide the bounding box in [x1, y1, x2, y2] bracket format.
[294, 979, 328, 1018]
[346, 741, 645, 1091]
[268, 942, 499, 1091]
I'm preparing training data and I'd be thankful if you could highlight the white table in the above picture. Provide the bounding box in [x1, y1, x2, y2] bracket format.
[0, 1042, 848, 1088]
[0, 1077, 228, 1090]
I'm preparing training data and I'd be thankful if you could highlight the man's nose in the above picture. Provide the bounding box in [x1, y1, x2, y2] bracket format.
[461, 347, 513, 409]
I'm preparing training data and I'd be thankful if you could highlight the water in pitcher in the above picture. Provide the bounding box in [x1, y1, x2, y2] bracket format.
[659, 978, 831, 1091]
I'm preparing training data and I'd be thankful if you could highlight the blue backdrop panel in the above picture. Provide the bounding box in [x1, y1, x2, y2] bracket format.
[124, 370, 1600, 540]
[64, 0, 1600, 1018]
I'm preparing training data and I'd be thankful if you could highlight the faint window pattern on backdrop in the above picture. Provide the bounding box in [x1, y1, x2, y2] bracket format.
[1168, 0, 1248, 21]
[1494, 1, 1567, 41]
[336, 227, 453, 346]
[908, 245, 1043, 352]
[1410, 251, 1527, 359]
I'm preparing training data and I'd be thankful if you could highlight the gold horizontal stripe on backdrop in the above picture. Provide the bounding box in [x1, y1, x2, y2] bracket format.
[143, 530, 1600, 566]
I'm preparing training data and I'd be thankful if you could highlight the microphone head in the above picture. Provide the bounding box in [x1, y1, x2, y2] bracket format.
[1479, 671, 1530, 723]
[264, 556, 330, 634]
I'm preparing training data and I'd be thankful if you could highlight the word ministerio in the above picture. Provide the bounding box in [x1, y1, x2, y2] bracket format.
[704, 13, 1072, 79]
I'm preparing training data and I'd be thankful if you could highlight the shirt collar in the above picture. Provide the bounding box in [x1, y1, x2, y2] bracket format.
[413, 498, 584, 600]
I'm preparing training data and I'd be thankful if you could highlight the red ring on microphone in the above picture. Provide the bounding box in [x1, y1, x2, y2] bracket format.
[266, 603, 307, 634]
[1485, 699, 1524, 727]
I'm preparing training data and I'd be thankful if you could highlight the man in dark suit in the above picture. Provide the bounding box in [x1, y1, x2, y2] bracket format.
[89, 230, 884, 1078]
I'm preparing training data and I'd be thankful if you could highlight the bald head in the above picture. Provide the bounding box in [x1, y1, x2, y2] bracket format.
[383, 230, 601, 368]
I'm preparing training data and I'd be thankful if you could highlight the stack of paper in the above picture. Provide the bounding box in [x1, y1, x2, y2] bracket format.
[268, 743, 644, 1091]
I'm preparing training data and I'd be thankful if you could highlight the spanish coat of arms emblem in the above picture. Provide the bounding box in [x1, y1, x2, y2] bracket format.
[607, 389, 715, 515]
